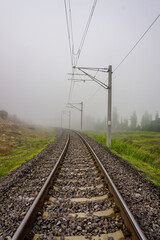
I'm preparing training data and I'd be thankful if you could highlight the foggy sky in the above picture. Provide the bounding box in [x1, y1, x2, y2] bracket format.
[0, 0, 160, 128]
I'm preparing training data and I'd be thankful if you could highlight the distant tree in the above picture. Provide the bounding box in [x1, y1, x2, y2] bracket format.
[112, 107, 119, 130]
[118, 117, 128, 130]
[146, 112, 160, 132]
[148, 118, 160, 132]
[137, 124, 141, 130]
[0, 110, 8, 119]
[155, 111, 159, 121]
[141, 111, 152, 129]
[123, 118, 129, 129]
[130, 111, 137, 130]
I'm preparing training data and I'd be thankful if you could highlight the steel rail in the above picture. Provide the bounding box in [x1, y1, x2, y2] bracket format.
[76, 132, 147, 240]
[12, 135, 70, 240]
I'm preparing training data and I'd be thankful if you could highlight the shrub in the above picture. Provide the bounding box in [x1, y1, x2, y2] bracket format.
[0, 110, 8, 119]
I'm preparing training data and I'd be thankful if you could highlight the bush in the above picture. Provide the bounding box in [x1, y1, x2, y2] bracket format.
[0, 110, 8, 119]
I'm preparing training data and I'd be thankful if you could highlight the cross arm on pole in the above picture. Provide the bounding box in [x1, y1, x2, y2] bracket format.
[73, 67, 108, 73]
[68, 73, 86, 76]
[67, 103, 81, 111]
[62, 110, 70, 117]
[66, 102, 83, 131]
[77, 68, 109, 89]
[68, 79, 92, 82]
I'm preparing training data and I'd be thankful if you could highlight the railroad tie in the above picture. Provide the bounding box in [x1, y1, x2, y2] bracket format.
[53, 183, 104, 191]
[48, 194, 109, 203]
[33, 230, 125, 240]
[70, 194, 109, 203]
[68, 208, 115, 218]
[42, 208, 115, 219]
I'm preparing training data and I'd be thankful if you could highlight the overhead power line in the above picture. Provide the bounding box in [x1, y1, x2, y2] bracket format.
[84, 86, 102, 104]
[64, 0, 97, 68]
[64, 0, 97, 104]
[74, 0, 97, 66]
[66, 73, 74, 109]
[68, 0, 74, 57]
[114, 14, 160, 73]
[64, 0, 74, 66]
[76, 67, 109, 89]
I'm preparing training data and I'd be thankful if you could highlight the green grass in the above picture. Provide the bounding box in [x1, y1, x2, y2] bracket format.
[84, 130, 160, 187]
[0, 126, 56, 178]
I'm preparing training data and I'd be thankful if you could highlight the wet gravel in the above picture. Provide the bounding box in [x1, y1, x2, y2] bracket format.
[0, 129, 68, 239]
[31, 132, 129, 239]
[81, 132, 160, 240]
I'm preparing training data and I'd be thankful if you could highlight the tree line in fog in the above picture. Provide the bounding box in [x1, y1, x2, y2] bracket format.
[112, 108, 160, 132]
[84, 108, 160, 132]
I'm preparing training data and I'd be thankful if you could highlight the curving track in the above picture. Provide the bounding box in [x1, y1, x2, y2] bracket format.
[12, 131, 147, 240]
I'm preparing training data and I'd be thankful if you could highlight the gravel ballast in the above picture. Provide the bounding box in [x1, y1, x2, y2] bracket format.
[0, 130, 159, 240]
[0, 129, 68, 239]
[81, 133, 160, 240]
[31, 132, 128, 239]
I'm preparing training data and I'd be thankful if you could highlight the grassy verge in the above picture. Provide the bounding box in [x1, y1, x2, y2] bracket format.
[0, 126, 56, 178]
[84, 130, 160, 187]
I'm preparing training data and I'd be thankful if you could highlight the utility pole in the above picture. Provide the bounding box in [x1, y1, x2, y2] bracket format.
[107, 65, 112, 146]
[61, 112, 62, 128]
[80, 102, 83, 131]
[61, 110, 71, 129]
[67, 102, 83, 131]
[68, 111, 71, 129]
[72, 65, 112, 146]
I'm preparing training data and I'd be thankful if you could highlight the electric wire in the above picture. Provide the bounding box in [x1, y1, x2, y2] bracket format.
[68, 0, 75, 65]
[64, 0, 97, 68]
[67, 74, 75, 103]
[64, 0, 76, 103]
[64, 0, 98, 106]
[75, 0, 97, 66]
[84, 86, 102, 105]
[67, 79, 73, 103]
[78, 68, 108, 89]
[64, 0, 76, 104]
[84, 70, 104, 104]
[64, 0, 74, 66]
[113, 14, 160, 73]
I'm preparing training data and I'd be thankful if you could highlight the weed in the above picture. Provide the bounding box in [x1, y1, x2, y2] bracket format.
[0, 147, 11, 155]
[0, 127, 56, 178]
[84, 130, 160, 187]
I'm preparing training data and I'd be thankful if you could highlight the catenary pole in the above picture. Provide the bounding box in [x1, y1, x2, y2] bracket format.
[81, 102, 83, 131]
[61, 112, 63, 128]
[69, 111, 71, 129]
[67, 102, 83, 131]
[107, 65, 112, 146]
[72, 65, 112, 145]
[61, 110, 71, 129]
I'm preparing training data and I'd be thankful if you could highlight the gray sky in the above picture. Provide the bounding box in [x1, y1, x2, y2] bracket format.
[0, 0, 160, 128]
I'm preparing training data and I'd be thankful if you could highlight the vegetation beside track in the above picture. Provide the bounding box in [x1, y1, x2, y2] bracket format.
[84, 130, 160, 187]
[0, 124, 55, 178]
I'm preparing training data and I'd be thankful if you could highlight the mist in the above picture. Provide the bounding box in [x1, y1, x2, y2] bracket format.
[0, 0, 160, 129]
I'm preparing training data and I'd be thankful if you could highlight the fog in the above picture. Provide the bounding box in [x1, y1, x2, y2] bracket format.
[0, 0, 160, 129]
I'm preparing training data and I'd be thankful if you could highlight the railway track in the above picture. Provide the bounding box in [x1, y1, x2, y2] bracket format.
[12, 131, 147, 240]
